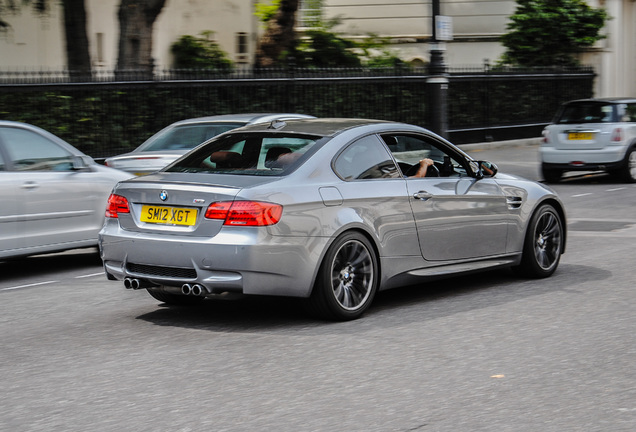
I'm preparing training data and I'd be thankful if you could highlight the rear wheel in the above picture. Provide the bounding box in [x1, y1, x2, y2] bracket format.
[541, 164, 562, 183]
[307, 232, 379, 321]
[514, 204, 564, 278]
[619, 147, 636, 183]
[146, 287, 204, 306]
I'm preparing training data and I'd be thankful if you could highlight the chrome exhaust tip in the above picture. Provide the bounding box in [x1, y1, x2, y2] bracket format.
[191, 284, 204, 296]
[181, 284, 192, 295]
[123, 278, 133, 289]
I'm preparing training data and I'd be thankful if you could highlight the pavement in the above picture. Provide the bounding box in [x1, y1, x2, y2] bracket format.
[460, 137, 542, 151]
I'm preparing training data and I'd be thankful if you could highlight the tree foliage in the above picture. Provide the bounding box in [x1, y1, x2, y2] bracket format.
[500, 0, 609, 67]
[171, 32, 233, 70]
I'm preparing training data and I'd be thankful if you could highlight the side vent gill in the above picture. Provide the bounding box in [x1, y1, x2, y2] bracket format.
[506, 196, 523, 210]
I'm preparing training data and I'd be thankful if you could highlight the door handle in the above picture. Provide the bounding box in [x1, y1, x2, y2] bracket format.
[413, 191, 432, 201]
[21, 181, 39, 190]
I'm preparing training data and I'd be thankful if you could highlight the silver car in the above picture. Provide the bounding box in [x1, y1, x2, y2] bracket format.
[104, 113, 315, 175]
[99, 119, 566, 320]
[541, 98, 636, 183]
[0, 121, 132, 259]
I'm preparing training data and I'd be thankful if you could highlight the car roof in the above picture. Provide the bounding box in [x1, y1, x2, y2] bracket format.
[229, 118, 399, 137]
[564, 98, 636, 104]
[169, 113, 315, 126]
[0, 120, 87, 156]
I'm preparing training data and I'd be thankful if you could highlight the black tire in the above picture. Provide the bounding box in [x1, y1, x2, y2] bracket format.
[619, 147, 636, 183]
[541, 164, 562, 183]
[146, 287, 204, 306]
[514, 204, 564, 278]
[307, 232, 379, 321]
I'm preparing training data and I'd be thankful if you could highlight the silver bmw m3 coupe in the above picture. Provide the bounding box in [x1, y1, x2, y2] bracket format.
[99, 119, 566, 320]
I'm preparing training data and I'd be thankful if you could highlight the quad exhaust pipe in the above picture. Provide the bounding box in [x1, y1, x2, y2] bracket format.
[123, 278, 156, 290]
[123, 278, 206, 296]
[181, 283, 207, 296]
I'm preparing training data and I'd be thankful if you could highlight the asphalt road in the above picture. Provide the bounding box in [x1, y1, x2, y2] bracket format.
[1, 142, 635, 431]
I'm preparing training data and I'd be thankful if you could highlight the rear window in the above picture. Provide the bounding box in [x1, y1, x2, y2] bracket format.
[165, 132, 324, 176]
[138, 122, 246, 151]
[555, 102, 617, 124]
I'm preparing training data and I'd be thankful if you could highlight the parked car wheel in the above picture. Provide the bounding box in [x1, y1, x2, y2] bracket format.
[541, 164, 562, 183]
[619, 147, 636, 183]
[514, 204, 564, 278]
[308, 232, 379, 321]
[146, 287, 204, 306]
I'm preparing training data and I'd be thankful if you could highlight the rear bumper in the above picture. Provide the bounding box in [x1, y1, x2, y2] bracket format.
[98, 219, 327, 298]
[539, 145, 627, 170]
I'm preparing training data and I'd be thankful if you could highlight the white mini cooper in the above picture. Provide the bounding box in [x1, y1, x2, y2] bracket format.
[541, 98, 636, 183]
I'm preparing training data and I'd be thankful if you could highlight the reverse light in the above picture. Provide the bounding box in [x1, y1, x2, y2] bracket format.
[611, 128, 623, 142]
[542, 129, 550, 144]
[105, 194, 130, 218]
[205, 201, 283, 226]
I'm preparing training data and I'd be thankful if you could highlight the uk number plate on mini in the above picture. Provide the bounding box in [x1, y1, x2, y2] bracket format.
[568, 132, 593, 140]
[140, 205, 198, 226]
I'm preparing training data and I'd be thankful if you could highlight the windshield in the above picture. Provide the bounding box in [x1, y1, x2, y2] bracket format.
[165, 132, 324, 176]
[556, 102, 617, 124]
[137, 122, 247, 152]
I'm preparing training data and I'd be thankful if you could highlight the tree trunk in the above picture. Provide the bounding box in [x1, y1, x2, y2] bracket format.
[116, 0, 166, 79]
[61, 0, 92, 80]
[255, 0, 299, 68]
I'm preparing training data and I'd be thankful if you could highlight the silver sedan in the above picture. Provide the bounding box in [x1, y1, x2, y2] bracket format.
[0, 121, 132, 259]
[99, 119, 566, 320]
[104, 113, 315, 175]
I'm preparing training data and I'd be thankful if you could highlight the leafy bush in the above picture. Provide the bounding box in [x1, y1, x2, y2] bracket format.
[171, 32, 233, 70]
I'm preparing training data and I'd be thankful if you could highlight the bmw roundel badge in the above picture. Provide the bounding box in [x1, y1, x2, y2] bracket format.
[160, 190, 168, 201]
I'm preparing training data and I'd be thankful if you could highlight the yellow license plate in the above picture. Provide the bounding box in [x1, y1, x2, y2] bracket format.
[568, 132, 593, 140]
[140, 205, 198, 226]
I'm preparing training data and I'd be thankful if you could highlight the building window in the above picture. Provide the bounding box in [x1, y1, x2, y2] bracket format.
[96, 32, 104, 65]
[236, 32, 249, 64]
[298, 0, 322, 28]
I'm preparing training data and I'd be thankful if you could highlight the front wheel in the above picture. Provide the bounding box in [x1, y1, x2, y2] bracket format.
[307, 232, 379, 321]
[513, 204, 564, 278]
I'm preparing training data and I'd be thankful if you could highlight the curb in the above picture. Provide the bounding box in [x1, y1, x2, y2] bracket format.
[460, 137, 542, 151]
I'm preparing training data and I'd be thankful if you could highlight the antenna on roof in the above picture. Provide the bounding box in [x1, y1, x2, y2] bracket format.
[268, 120, 286, 130]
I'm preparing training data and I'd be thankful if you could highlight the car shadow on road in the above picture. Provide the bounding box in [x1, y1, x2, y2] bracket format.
[135, 262, 611, 333]
[0, 248, 102, 282]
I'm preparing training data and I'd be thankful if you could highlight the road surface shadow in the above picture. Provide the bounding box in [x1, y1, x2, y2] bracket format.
[0, 247, 102, 282]
[135, 262, 611, 333]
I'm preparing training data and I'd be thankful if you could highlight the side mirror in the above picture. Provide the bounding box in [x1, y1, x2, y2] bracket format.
[478, 161, 498, 178]
[72, 155, 92, 171]
[470, 160, 498, 179]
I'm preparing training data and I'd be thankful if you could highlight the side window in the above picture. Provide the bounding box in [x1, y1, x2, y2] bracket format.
[1, 128, 74, 171]
[625, 104, 636, 122]
[333, 135, 400, 180]
[382, 133, 468, 178]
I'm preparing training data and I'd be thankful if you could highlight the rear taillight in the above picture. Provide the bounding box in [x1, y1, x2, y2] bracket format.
[205, 201, 282, 226]
[542, 129, 549, 144]
[611, 128, 623, 142]
[105, 194, 130, 218]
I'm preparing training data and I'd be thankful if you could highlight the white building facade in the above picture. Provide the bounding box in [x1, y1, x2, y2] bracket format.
[0, 0, 633, 97]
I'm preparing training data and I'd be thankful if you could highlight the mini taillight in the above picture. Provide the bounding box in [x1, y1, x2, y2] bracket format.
[205, 201, 282, 226]
[105, 194, 130, 218]
[542, 129, 549, 144]
[611, 128, 623, 142]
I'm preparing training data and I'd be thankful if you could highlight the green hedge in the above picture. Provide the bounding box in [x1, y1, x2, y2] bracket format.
[0, 70, 593, 158]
